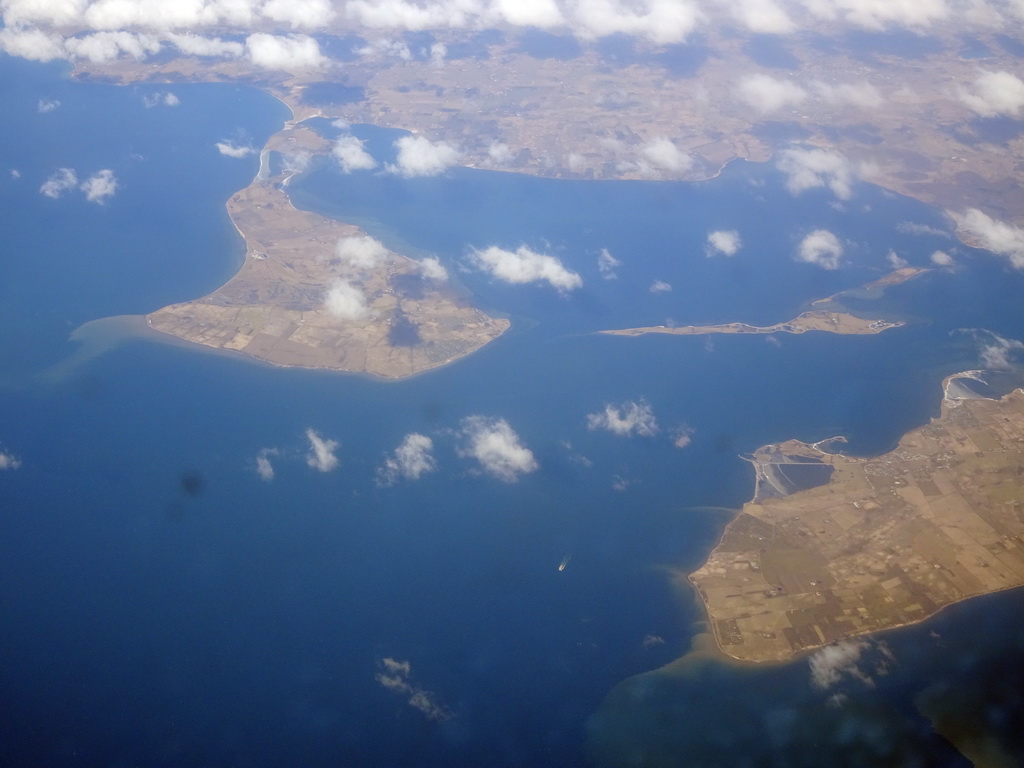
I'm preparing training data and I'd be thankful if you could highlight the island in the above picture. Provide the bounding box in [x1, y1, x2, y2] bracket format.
[689, 372, 1024, 662]
[600, 311, 901, 338]
[600, 268, 926, 339]
[146, 125, 509, 379]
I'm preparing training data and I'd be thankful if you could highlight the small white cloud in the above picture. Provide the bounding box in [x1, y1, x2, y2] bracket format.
[640, 138, 692, 174]
[429, 41, 446, 65]
[812, 81, 884, 109]
[245, 33, 327, 70]
[10, 170, 21, 179]
[80, 170, 118, 203]
[305, 428, 339, 473]
[649, 280, 672, 293]
[796, 230, 843, 269]
[65, 31, 161, 63]
[470, 245, 582, 292]
[0, 448, 22, 470]
[261, 0, 335, 28]
[731, 0, 795, 33]
[976, 332, 1024, 370]
[37, 98, 60, 113]
[255, 448, 278, 481]
[886, 250, 909, 269]
[957, 208, 1024, 269]
[672, 424, 695, 448]
[142, 91, 179, 108]
[168, 33, 244, 58]
[958, 70, 1024, 118]
[597, 248, 621, 279]
[458, 416, 538, 482]
[930, 250, 955, 267]
[777, 147, 854, 201]
[378, 433, 437, 484]
[587, 400, 659, 437]
[707, 230, 742, 257]
[389, 135, 460, 178]
[40, 168, 78, 199]
[324, 280, 370, 320]
[216, 141, 256, 158]
[332, 134, 377, 172]
[737, 74, 807, 113]
[809, 640, 871, 690]
[336, 235, 389, 269]
[418, 257, 448, 281]
[487, 141, 513, 166]
[493, 0, 564, 27]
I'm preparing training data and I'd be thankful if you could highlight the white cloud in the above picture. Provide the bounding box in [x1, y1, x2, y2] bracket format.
[886, 250, 909, 269]
[776, 147, 854, 200]
[336, 234, 389, 269]
[324, 280, 371, 320]
[470, 245, 582, 292]
[958, 71, 1024, 117]
[142, 91, 179, 107]
[332, 134, 377, 172]
[796, 230, 843, 269]
[597, 248, 621, 279]
[65, 31, 161, 63]
[0, 27, 66, 62]
[737, 74, 807, 113]
[486, 141, 513, 166]
[418, 256, 448, 281]
[958, 208, 1024, 269]
[930, 249, 955, 266]
[216, 140, 255, 158]
[640, 138, 692, 174]
[305, 428, 339, 472]
[255, 448, 278, 481]
[0, 449, 22, 470]
[809, 640, 871, 690]
[10, 170, 21, 179]
[389, 135, 460, 178]
[731, 0, 795, 33]
[707, 230, 742, 257]
[261, 0, 334, 28]
[587, 400, 659, 437]
[375, 657, 452, 722]
[378, 433, 437, 484]
[245, 33, 326, 70]
[812, 80, 883, 109]
[37, 98, 60, 113]
[458, 416, 538, 482]
[977, 332, 1024, 370]
[649, 280, 672, 293]
[672, 424, 695, 448]
[493, 0, 564, 27]
[572, 0, 704, 45]
[40, 168, 78, 199]
[81, 169, 118, 203]
[167, 33, 244, 58]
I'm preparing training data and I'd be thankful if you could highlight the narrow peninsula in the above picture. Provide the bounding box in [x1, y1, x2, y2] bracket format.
[690, 373, 1024, 662]
[147, 125, 508, 378]
[600, 268, 927, 339]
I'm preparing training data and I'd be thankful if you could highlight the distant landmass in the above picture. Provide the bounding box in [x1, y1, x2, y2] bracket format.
[690, 372, 1024, 662]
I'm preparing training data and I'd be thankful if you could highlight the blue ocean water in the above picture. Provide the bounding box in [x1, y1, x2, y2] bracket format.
[2, 56, 1024, 767]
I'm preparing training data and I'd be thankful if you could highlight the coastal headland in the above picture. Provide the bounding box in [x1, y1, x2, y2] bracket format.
[689, 374, 1024, 662]
[146, 126, 509, 378]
